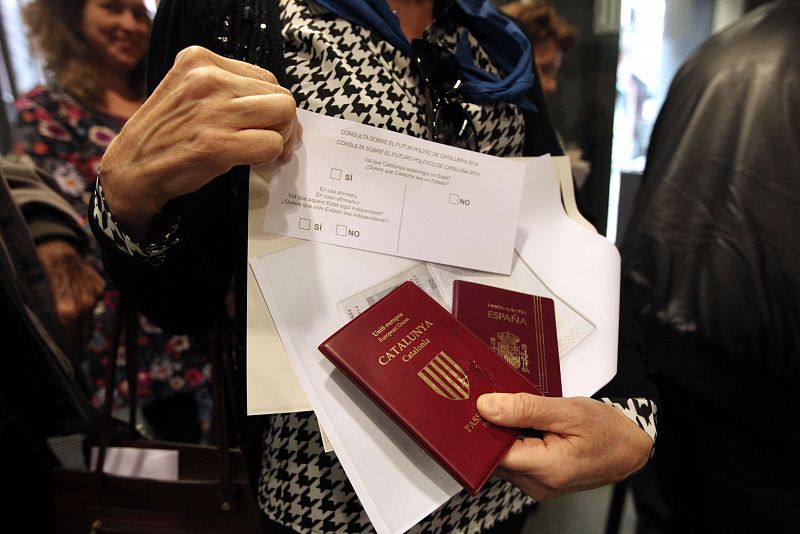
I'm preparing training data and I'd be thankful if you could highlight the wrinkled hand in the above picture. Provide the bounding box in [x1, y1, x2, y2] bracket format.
[477, 392, 652, 500]
[101, 45, 301, 239]
[36, 240, 105, 351]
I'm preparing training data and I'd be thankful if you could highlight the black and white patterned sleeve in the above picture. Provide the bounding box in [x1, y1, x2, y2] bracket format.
[601, 397, 658, 449]
[91, 177, 180, 264]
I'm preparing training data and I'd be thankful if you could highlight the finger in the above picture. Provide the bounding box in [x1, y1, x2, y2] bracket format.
[477, 392, 584, 434]
[226, 93, 297, 133]
[499, 436, 549, 470]
[68, 260, 104, 306]
[56, 285, 97, 327]
[91, 273, 106, 298]
[279, 117, 303, 162]
[497, 434, 570, 475]
[490, 437, 574, 502]
[173, 45, 279, 85]
[229, 129, 291, 164]
[139, 83, 296, 158]
[208, 69, 293, 100]
[144, 67, 291, 125]
[496, 468, 567, 502]
[141, 50, 288, 121]
[77, 283, 102, 311]
[56, 299, 80, 326]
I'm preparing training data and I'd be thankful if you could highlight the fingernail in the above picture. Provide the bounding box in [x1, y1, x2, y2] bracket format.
[478, 393, 508, 419]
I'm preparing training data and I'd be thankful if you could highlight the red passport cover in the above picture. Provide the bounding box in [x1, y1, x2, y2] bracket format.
[318, 281, 542, 495]
[452, 280, 562, 397]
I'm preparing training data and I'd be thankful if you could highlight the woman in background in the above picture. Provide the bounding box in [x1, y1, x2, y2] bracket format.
[14, 0, 213, 444]
[502, 1, 591, 189]
[500, 1, 577, 96]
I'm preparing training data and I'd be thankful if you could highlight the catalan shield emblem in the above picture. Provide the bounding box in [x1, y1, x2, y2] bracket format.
[418, 351, 470, 401]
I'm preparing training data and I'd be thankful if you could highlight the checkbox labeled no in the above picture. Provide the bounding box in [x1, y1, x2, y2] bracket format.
[449, 193, 460, 205]
[336, 224, 348, 236]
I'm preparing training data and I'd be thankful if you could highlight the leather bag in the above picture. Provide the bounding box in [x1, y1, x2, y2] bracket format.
[52, 301, 264, 533]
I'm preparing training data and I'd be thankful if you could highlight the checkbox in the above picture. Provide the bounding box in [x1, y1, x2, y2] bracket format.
[330, 168, 342, 180]
[336, 224, 348, 236]
[449, 193, 460, 205]
[299, 218, 311, 230]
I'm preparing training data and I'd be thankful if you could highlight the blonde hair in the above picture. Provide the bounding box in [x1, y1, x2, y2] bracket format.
[22, 0, 149, 109]
[502, 1, 578, 53]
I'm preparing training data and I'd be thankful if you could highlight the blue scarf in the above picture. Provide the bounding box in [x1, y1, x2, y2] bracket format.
[311, 0, 536, 110]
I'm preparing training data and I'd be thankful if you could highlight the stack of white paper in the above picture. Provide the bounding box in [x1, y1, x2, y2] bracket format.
[246, 111, 620, 534]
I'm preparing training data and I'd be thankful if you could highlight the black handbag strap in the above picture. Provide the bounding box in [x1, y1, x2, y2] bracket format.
[210, 312, 235, 509]
[93, 294, 128, 492]
[93, 296, 240, 512]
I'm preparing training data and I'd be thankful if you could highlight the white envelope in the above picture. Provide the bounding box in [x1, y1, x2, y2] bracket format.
[246, 168, 308, 415]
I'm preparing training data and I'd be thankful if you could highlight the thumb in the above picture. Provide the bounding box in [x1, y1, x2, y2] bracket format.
[477, 392, 571, 432]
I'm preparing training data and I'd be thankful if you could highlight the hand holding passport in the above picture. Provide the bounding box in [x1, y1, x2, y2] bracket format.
[318, 280, 560, 495]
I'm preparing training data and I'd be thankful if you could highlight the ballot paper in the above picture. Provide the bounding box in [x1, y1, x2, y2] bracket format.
[253, 109, 525, 275]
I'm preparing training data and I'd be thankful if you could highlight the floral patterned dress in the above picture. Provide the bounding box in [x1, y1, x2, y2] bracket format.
[14, 85, 211, 430]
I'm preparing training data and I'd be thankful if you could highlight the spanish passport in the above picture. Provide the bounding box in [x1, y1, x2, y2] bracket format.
[452, 280, 562, 397]
[318, 281, 542, 495]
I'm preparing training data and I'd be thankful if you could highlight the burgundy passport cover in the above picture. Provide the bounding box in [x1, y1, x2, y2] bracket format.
[452, 280, 562, 397]
[318, 281, 542, 495]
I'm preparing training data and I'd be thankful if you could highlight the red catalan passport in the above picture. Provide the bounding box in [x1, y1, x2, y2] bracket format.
[318, 281, 542, 496]
[452, 280, 562, 397]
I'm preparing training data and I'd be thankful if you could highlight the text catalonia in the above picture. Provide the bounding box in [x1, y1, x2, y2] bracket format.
[379, 320, 434, 365]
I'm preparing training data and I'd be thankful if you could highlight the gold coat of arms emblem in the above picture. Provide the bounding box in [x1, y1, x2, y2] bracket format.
[418, 351, 470, 401]
[490, 331, 530, 374]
